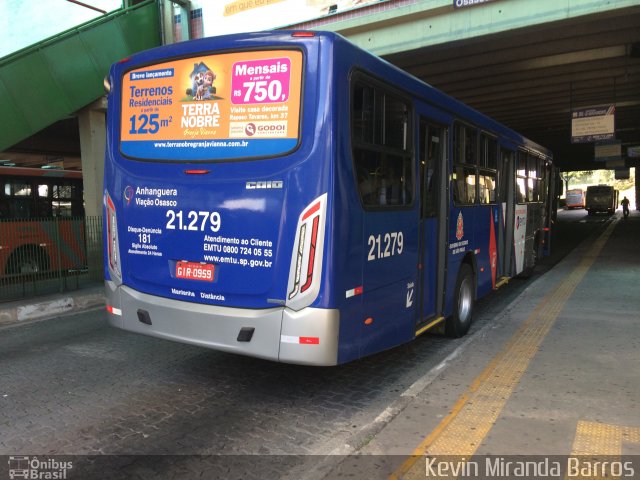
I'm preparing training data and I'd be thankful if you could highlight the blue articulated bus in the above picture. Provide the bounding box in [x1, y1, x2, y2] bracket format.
[104, 31, 555, 366]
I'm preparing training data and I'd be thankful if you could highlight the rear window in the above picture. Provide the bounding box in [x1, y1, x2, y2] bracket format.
[120, 49, 303, 161]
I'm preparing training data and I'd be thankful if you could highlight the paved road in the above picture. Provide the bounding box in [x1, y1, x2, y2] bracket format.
[0, 209, 611, 479]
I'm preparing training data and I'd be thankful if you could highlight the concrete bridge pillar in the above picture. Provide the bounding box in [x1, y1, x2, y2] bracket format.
[78, 97, 107, 218]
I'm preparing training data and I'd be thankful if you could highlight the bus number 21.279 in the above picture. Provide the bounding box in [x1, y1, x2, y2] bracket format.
[166, 210, 221, 232]
[367, 232, 403, 261]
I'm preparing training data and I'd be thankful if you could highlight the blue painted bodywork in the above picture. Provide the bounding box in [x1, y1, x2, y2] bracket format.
[104, 31, 553, 365]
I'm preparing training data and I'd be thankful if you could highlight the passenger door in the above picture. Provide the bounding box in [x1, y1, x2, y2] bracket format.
[417, 118, 448, 330]
[499, 148, 515, 278]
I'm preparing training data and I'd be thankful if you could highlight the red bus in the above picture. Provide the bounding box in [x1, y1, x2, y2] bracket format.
[565, 188, 585, 209]
[0, 166, 85, 276]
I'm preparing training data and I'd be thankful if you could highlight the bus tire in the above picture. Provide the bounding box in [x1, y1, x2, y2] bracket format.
[6, 246, 49, 275]
[446, 263, 474, 338]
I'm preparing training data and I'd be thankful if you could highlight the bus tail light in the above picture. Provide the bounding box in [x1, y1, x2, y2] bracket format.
[105, 191, 121, 281]
[286, 193, 327, 311]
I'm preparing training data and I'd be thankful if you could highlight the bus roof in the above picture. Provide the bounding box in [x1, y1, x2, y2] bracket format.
[112, 30, 552, 161]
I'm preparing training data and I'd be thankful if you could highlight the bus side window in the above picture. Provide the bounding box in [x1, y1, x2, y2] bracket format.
[352, 84, 379, 144]
[464, 166, 477, 204]
[10, 198, 31, 218]
[516, 151, 527, 203]
[478, 170, 496, 204]
[355, 150, 381, 206]
[352, 78, 413, 208]
[356, 152, 410, 207]
[478, 134, 497, 204]
[5, 181, 32, 218]
[0, 182, 8, 218]
[36, 198, 52, 217]
[420, 120, 442, 218]
[453, 165, 477, 205]
[454, 123, 477, 165]
[499, 149, 513, 202]
[516, 178, 526, 203]
[453, 123, 478, 206]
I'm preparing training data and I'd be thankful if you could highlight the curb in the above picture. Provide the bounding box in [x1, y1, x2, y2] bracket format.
[0, 288, 105, 327]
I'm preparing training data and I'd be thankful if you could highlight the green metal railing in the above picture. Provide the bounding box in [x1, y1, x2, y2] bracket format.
[0, 0, 161, 151]
[0, 216, 103, 302]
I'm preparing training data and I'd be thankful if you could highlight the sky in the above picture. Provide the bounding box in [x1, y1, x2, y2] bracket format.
[0, 0, 122, 58]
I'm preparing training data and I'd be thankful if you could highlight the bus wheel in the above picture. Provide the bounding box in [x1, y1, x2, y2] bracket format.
[7, 247, 49, 275]
[446, 263, 474, 338]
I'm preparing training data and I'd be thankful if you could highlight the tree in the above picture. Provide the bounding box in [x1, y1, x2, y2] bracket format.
[561, 171, 591, 193]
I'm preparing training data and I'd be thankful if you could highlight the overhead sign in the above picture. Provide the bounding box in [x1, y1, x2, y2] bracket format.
[628, 146, 640, 158]
[453, 0, 495, 8]
[571, 105, 615, 143]
[615, 168, 630, 180]
[203, 0, 386, 36]
[594, 141, 621, 162]
[606, 159, 625, 169]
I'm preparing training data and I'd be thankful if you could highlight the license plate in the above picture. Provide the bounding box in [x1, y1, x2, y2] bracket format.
[176, 261, 214, 282]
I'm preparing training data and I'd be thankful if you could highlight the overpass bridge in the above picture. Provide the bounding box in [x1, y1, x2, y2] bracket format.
[0, 0, 166, 216]
[0, 0, 639, 213]
[296, 0, 640, 172]
[0, 0, 161, 154]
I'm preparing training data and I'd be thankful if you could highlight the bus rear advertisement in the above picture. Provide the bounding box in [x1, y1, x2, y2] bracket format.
[103, 31, 555, 366]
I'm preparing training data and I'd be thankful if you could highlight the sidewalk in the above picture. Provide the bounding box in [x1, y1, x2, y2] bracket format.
[315, 212, 640, 479]
[0, 284, 104, 327]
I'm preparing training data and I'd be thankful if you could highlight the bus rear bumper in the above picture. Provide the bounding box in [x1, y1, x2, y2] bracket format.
[105, 281, 339, 366]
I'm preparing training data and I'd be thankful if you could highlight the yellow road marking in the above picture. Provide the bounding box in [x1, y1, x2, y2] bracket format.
[391, 221, 617, 480]
[571, 421, 640, 456]
[567, 421, 640, 480]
